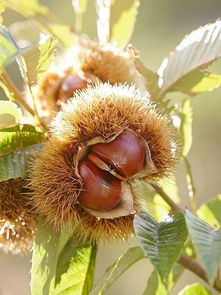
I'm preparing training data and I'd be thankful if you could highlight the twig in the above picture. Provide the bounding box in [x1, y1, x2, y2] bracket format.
[184, 156, 197, 213]
[27, 84, 49, 132]
[179, 255, 221, 292]
[152, 183, 221, 293]
[151, 183, 183, 212]
[1, 69, 35, 116]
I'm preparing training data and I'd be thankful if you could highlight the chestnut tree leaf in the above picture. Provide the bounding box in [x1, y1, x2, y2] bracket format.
[185, 209, 221, 284]
[134, 211, 188, 284]
[197, 194, 221, 228]
[179, 98, 193, 157]
[158, 19, 221, 96]
[0, 124, 44, 181]
[170, 70, 221, 95]
[54, 241, 97, 295]
[31, 221, 97, 295]
[143, 264, 184, 295]
[178, 283, 211, 295]
[2, 0, 48, 18]
[92, 246, 144, 295]
[0, 101, 21, 129]
[20, 35, 57, 86]
[0, 143, 43, 181]
[110, 0, 140, 46]
[0, 25, 20, 69]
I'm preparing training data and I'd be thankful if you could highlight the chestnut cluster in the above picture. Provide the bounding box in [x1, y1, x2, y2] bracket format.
[78, 129, 146, 212]
[40, 71, 89, 110]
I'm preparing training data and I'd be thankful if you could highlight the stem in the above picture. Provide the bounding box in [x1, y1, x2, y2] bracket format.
[27, 84, 49, 132]
[75, 12, 82, 34]
[152, 183, 221, 292]
[151, 183, 183, 212]
[184, 156, 197, 213]
[179, 255, 221, 292]
[1, 69, 35, 116]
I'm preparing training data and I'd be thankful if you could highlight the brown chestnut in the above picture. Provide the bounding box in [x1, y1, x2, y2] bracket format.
[78, 161, 122, 211]
[56, 74, 88, 102]
[92, 129, 145, 177]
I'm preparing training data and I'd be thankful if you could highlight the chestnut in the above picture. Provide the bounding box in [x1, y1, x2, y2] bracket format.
[92, 129, 145, 177]
[56, 74, 88, 102]
[78, 161, 122, 211]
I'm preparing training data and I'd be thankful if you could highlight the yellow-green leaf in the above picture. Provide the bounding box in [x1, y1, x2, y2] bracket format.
[0, 100, 21, 128]
[179, 98, 192, 156]
[110, 0, 140, 46]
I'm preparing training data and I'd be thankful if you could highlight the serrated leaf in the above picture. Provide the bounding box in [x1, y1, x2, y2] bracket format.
[0, 124, 43, 181]
[92, 246, 144, 295]
[0, 25, 18, 69]
[171, 70, 221, 95]
[54, 241, 96, 295]
[158, 19, 221, 95]
[20, 36, 57, 86]
[110, 0, 140, 46]
[31, 221, 96, 295]
[0, 124, 43, 144]
[47, 24, 77, 47]
[0, 143, 42, 181]
[143, 264, 183, 295]
[197, 194, 221, 228]
[134, 211, 188, 284]
[9, 20, 41, 48]
[31, 221, 73, 295]
[3, 0, 48, 17]
[185, 209, 221, 284]
[178, 283, 211, 295]
[179, 98, 192, 156]
[0, 100, 21, 128]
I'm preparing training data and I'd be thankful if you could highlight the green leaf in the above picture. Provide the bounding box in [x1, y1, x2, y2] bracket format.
[0, 143, 43, 181]
[0, 123, 43, 144]
[185, 209, 221, 284]
[54, 241, 96, 295]
[171, 71, 221, 95]
[9, 20, 41, 48]
[47, 24, 77, 47]
[178, 283, 211, 295]
[143, 271, 168, 295]
[0, 25, 19, 68]
[0, 124, 44, 181]
[3, 0, 48, 17]
[92, 246, 144, 294]
[158, 19, 221, 95]
[0, 100, 21, 128]
[31, 221, 97, 295]
[31, 221, 73, 295]
[110, 0, 140, 46]
[179, 98, 192, 157]
[197, 194, 221, 228]
[134, 211, 188, 284]
[20, 36, 57, 86]
[143, 264, 183, 295]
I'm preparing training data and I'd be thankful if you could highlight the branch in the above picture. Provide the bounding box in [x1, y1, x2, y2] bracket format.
[1, 69, 35, 116]
[151, 183, 183, 212]
[152, 183, 221, 292]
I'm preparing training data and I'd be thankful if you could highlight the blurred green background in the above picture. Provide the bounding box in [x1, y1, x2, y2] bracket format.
[1, 0, 221, 294]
